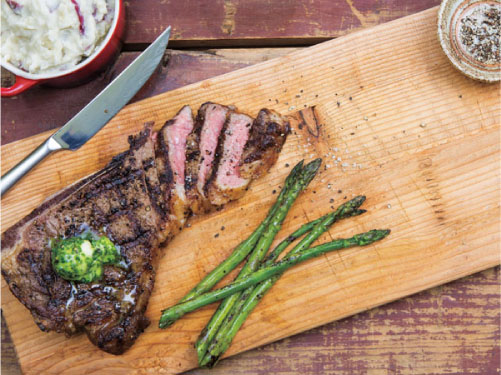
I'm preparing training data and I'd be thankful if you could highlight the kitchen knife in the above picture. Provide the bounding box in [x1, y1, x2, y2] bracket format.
[0, 26, 171, 197]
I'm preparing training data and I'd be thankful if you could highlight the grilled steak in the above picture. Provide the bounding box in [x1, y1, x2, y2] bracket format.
[1, 103, 289, 355]
[1, 124, 163, 354]
[184, 102, 230, 214]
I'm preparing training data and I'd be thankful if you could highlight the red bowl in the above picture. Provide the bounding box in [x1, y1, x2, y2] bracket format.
[1, 0, 125, 97]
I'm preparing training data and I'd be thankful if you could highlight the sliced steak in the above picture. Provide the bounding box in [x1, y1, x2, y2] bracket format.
[239, 108, 290, 180]
[184, 102, 230, 213]
[207, 111, 254, 205]
[1, 125, 165, 355]
[207, 108, 289, 205]
[156, 105, 194, 233]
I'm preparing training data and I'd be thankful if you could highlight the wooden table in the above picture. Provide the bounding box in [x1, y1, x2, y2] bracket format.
[1, 1, 499, 374]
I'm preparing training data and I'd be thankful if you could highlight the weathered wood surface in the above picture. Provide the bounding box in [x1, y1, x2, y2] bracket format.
[124, 0, 441, 46]
[1, 7, 500, 374]
[1, 48, 297, 145]
[2, 267, 498, 375]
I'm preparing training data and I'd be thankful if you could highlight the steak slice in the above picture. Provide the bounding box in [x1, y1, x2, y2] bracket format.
[1, 125, 165, 354]
[156, 105, 194, 234]
[239, 108, 290, 180]
[207, 111, 254, 205]
[133, 123, 170, 243]
[207, 108, 290, 205]
[184, 102, 230, 214]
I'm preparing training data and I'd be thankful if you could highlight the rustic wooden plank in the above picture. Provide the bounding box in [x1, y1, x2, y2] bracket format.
[1, 7, 500, 374]
[1, 48, 297, 145]
[124, 0, 441, 47]
[3, 267, 499, 375]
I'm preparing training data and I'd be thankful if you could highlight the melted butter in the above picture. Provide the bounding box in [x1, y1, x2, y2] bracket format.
[122, 285, 137, 305]
[66, 283, 78, 309]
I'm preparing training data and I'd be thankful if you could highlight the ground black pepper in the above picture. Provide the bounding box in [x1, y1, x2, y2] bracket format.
[459, 4, 500, 64]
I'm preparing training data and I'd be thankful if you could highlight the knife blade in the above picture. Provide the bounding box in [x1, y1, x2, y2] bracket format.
[1, 26, 171, 197]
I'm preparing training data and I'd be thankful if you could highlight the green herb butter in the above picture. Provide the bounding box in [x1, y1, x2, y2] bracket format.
[51, 235, 121, 283]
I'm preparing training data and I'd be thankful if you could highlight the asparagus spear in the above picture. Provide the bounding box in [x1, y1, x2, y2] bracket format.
[200, 197, 367, 367]
[176, 161, 304, 305]
[195, 159, 322, 360]
[158, 229, 390, 328]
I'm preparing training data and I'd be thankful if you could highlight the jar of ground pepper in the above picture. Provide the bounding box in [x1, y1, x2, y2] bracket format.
[438, 0, 501, 82]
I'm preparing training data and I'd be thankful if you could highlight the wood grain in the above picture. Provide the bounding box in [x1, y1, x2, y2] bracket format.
[1, 7, 500, 374]
[124, 0, 441, 46]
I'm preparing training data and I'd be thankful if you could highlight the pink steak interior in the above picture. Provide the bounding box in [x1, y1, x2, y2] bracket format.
[165, 106, 194, 192]
[217, 113, 252, 187]
[197, 104, 228, 194]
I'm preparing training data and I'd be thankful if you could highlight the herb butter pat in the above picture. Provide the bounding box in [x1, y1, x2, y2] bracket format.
[1, 0, 114, 74]
[51, 235, 121, 283]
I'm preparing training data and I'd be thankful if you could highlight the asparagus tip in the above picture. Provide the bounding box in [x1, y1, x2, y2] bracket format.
[353, 195, 366, 206]
[301, 158, 322, 185]
[291, 159, 304, 173]
[307, 158, 322, 169]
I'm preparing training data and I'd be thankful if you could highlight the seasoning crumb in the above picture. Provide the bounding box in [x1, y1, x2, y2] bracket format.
[387, 204, 392, 209]
[272, 189, 276, 194]
[214, 233, 219, 238]
[458, 95, 463, 99]
[420, 122, 427, 128]
[363, 116, 368, 121]
[221, 226, 225, 231]
[329, 198, 334, 203]
[338, 190, 342, 193]
[285, 163, 290, 167]
[349, 97, 352, 100]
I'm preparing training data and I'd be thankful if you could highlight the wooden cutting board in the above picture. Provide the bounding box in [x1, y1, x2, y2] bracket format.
[1, 7, 499, 374]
